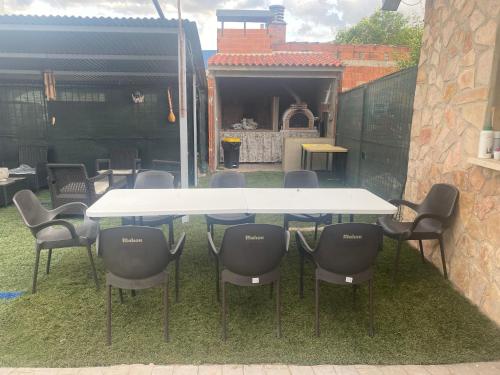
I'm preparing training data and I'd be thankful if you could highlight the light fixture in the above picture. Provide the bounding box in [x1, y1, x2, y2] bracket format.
[381, 0, 401, 11]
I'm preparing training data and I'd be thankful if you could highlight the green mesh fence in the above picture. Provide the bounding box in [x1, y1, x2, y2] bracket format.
[336, 67, 417, 200]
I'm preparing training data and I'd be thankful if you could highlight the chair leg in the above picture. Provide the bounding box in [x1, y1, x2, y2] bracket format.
[118, 288, 124, 304]
[418, 240, 425, 263]
[314, 223, 319, 240]
[269, 283, 274, 299]
[168, 221, 175, 246]
[206, 223, 212, 258]
[222, 281, 227, 341]
[164, 277, 169, 342]
[352, 284, 358, 307]
[215, 257, 220, 302]
[175, 257, 180, 303]
[337, 214, 342, 223]
[32, 244, 41, 294]
[276, 279, 281, 338]
[438, 235, 448, 280]
[86, 244, 99, 290]
[315, 277, 320, 337]
[393, 240, 402, 282]
[299, 251, 305, 298]
[46, 249, 52, 274]
[106, 284, 112, 346]
[369, 279, 374, 337]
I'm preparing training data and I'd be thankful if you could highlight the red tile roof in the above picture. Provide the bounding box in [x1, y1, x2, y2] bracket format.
[208, 51, 342, 67]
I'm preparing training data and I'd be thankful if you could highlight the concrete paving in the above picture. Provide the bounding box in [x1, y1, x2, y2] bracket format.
[1, 362, 500, 375]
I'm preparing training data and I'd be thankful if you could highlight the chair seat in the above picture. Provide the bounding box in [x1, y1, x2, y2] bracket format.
[98, 169, 133, 175]
[36, 218, 99, 244]
[122, 215, 179, 227]
[377, 215, 442, 239]
[205, 213, 255, 224]
[286, 213, 330, 223]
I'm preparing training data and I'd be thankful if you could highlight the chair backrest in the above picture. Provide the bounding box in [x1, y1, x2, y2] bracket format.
[209, 171, 246, 188]
[417, 184, 459, 227]
[134, 170, 175, 189]
[99, 226, 170, 279]
[284, 170, 319, 188]
[13, 189, 52, 229]
[220, 224, 287, 276]
[109, 148, 138, 170]
[47, 164, 89, 195]
[18, 145, 48, 167]
[313, 223, 382, 275]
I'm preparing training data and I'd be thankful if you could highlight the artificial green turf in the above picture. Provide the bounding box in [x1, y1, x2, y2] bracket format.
[1, 171, 500, 367]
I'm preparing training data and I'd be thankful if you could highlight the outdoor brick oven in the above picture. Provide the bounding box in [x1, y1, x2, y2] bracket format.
[282, 103, 315, 130]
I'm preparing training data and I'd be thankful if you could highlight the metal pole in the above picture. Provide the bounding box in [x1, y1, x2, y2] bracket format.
[177, 0, 188, 190]
[151, 0, 165, 19]
[193, 73, 198, 186]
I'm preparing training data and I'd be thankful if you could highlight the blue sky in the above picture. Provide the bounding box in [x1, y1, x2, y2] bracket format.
[3, 0, 425, 49]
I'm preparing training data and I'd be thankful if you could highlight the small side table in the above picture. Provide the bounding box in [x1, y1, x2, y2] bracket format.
[0, 177, 27, 207]
[301, 144, 348, 182]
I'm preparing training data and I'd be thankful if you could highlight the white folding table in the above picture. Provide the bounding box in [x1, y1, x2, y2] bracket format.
[86, 188, 397, 218]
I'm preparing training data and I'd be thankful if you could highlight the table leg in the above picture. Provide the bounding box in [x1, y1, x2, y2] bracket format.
[325, 153, 329, 172]
[309, 152, 313, 171]
[1, 187, 7, 207]
[301, 149, 305, 169]
[342, 153, 348, 185]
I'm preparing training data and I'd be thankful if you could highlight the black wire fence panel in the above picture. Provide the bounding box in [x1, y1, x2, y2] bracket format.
[336, 67, 417, 200]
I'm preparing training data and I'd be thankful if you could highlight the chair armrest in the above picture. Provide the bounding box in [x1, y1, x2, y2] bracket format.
[410, 213, 446, 233]
[50, 202, 88, 218]
[170, 232, 186, 258]
[285, 230, 290, 252]
[389, 199, 419, 212]
[30, 219, 78, 239]
[295, 231, 314, 255]
[96, 159, 110, 172]
[207, 232, 219, 256]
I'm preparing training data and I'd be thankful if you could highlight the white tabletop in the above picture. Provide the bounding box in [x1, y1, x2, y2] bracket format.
[86, 188, 396, 218]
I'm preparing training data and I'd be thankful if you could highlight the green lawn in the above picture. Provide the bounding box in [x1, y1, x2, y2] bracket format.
[1, 172, 500, 367]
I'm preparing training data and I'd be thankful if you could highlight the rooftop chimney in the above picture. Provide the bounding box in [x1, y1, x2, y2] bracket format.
[269, 4, 285, 24]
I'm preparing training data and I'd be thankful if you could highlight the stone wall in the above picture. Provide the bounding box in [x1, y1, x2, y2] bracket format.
[404, 0, 500, 324]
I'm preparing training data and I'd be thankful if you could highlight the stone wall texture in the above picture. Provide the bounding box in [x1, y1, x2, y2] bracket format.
[404, 0, 500, 324]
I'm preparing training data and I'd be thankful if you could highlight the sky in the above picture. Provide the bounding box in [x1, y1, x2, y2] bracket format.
[2, 0, 425, 50]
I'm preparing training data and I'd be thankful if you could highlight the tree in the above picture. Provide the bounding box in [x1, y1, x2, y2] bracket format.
[335, 10, 423, 68]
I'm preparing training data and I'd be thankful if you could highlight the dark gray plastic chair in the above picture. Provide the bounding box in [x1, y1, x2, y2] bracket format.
[296, 223, 382, 337]
[205, 171, 256, 243]
[122, 170, 181, 247]
[99, 226, 186, 345]
[283, 170, 333, 239]
[152, 159, 181, 187]
[13, 189, 99, 293]
[377, 183, 459, 280]
[208, 224, 290, 340]
[47, 163, 113, 214]
[96, 148, 141, 188]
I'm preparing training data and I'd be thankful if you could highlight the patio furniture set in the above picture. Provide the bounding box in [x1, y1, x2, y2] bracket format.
[10, 166, 459, 345]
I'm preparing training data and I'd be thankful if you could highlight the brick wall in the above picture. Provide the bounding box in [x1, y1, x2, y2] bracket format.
[216, 28, 409, 91]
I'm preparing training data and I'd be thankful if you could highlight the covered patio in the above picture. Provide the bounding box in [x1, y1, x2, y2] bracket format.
[0, 14, 207, 186]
